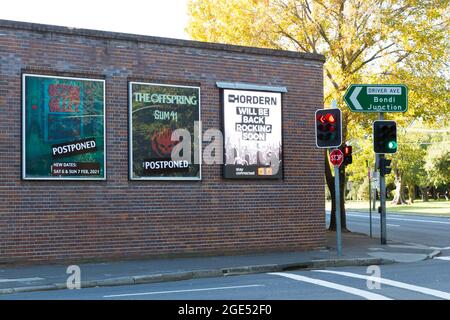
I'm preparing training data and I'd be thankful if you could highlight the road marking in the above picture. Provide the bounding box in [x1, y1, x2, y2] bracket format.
[0, 277, 44, 283]
[387, 224, 400, 227]
[434, 257, 450, 261]
[103, 284, 264, 298]
[314, 270, 450, 300]
[432, 247, 450, 251]
[268, 272, 391, 300]
[388, 244, 450, 251]
[388, 244, 429, 249]
[345, 212, 450, 225]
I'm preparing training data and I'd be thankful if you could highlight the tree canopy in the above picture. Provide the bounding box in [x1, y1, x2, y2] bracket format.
[187, 0, 449, 127]
[186, 0, 450, 211]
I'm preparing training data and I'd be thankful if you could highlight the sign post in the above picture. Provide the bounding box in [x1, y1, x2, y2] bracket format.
[372, 168, 378, 211]
[315, 100, 344, 255]
[344, 84, 408, 245]
[330, 148, 344, 256]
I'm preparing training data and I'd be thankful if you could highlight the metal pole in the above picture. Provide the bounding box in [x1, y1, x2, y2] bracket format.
[372, 183, 377, 211]
[368, 161, 372, 238]
[372, 156, 378, 212]
[379, 112, 387, 244]
[331, 99, 343, 256]
[380, 154, 387, 244]
[334, 162, 342, 256]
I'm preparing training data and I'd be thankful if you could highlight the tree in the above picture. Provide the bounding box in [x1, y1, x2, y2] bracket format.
[389, 139, 426, 204]
[389, 121, 450, 202]
[425, 141, 450, 188]
[187, 0, 450, 228]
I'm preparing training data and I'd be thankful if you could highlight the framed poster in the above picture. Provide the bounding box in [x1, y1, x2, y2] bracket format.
[223, 89, 283, 179]
[22, 74, 106, 180]
[129, 82, 201, 180]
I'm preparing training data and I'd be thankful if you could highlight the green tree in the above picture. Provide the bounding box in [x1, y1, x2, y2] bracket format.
[389, 138, 426, 204]
[425, 141, 450, 188]
[187, 0, 450, 229]
[393, 122, 450, 202]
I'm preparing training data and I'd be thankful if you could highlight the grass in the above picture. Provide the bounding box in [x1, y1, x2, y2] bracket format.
[326, 199, 450, 217]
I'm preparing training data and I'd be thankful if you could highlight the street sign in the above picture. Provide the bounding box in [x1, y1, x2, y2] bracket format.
[371, 170, 379, 190]
[371, 177, 379, 190]
[329, 149, 344, 167]
[344, 84, 408, 113]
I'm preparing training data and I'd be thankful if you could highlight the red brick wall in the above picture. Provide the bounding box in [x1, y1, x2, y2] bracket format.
[0, 20, 325, 264]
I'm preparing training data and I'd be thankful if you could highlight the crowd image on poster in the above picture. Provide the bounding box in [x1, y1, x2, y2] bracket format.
[223, 89, 283, 179]
[22, 74, 106, 180]
[129, 82, 201, 180]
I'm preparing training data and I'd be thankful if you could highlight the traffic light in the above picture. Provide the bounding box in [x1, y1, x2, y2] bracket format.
[343, 145, 352, 165]
[379, 158, 392, 176]
[373, 120, 397, 154]
[315, 108, 342, 148]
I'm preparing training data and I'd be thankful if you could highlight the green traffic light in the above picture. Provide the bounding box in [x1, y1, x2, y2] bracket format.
[388, 141, 397, 149]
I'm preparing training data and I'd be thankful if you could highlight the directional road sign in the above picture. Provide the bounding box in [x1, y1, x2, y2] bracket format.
[344, 84, 408, 113]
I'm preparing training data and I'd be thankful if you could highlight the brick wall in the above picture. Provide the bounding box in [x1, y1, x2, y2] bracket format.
[0, 20, 325, 264]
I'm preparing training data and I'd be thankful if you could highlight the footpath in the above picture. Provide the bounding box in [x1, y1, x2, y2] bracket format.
[0, 231, 440, 295]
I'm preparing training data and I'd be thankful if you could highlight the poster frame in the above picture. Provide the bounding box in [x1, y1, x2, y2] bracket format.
[221, 87, 284, 180]
[128, 81, 202, 181]
[21, 73, 107, 181]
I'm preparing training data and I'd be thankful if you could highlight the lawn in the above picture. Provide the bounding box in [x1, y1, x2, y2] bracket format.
[325, 199, 450, 217]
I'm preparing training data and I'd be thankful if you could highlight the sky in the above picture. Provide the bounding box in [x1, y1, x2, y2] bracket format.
[0, 0, 191, 39]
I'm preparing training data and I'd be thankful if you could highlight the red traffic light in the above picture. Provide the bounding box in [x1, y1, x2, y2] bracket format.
[315, 108, 342, 148]
[344, 145, 352, 155]
[317, 113, 336, 124]
[343, 145, 352, 165]
[326, 114, 336, 123]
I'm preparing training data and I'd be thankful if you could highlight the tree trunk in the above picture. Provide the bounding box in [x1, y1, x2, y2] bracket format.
[391, 168, 407, 205]
[431, 187, 438, 200]
[326, 148, 347, 231]
[421, 187, 430, 202]
[408, 183, 415, 204]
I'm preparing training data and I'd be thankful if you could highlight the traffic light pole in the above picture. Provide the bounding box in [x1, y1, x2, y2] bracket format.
[379, 154, 387, 244]
[334, 160, 342, 256]
[316, 102, 343, 256]
[379, 113, 387, 245]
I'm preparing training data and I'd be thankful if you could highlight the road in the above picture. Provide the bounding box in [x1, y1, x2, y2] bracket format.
[326, 211, 450, 248]
[1, 258, 449, 300]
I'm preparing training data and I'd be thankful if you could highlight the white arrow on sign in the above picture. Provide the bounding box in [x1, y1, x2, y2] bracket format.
[350, 86, 363, 110]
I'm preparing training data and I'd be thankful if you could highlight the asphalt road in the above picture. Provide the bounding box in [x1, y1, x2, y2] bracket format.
[1, 258, 449, 300]
[327, 211, 450, 248]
